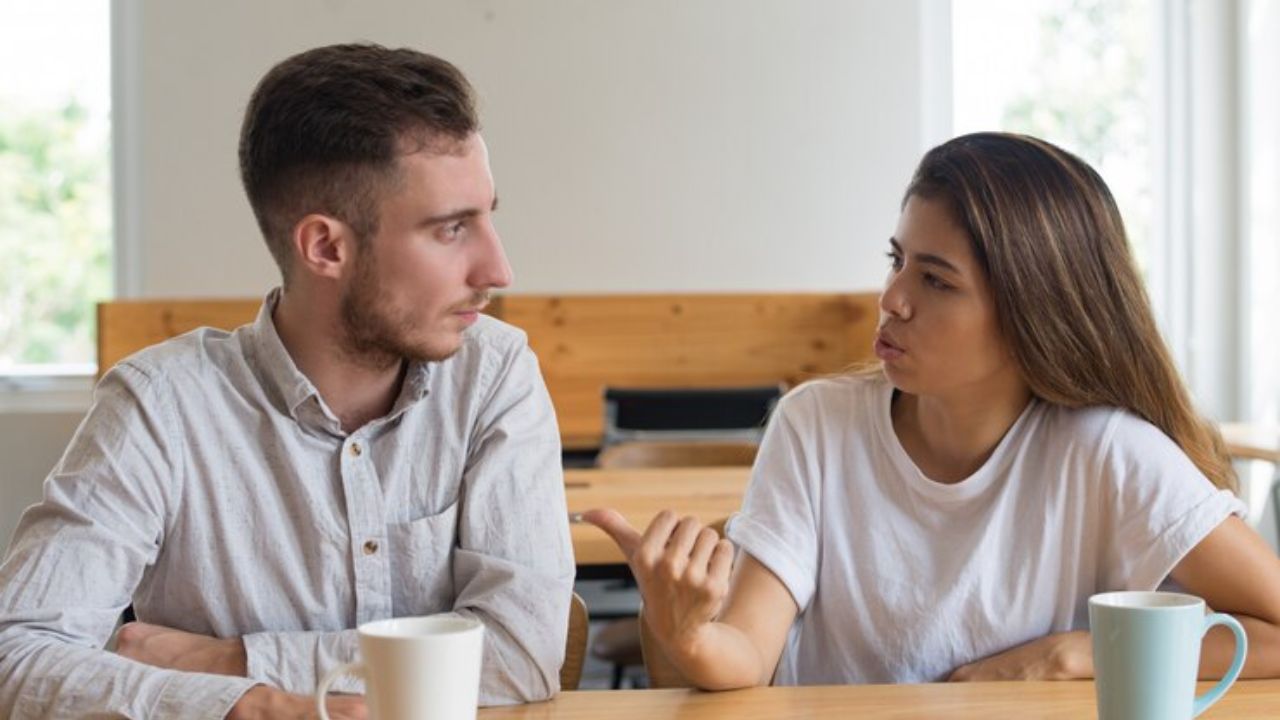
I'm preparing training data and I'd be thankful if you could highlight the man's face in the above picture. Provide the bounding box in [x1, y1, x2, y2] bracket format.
[339, 133, 512, 366]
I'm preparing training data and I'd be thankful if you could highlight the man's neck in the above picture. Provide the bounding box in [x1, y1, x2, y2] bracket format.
[272, 288, 405, 434]
[892, 376, 1032, 484]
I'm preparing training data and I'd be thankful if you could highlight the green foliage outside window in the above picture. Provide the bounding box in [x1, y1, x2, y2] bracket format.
[0, 100, 111, 367]
[999, 0, 1152, 265]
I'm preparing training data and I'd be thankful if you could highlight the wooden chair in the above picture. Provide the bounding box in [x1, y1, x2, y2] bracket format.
[1220, 422, 1280, 541]
[596, 441, 759, 469]
[601, 386, 782, 446]
[559, 592, 590, 691]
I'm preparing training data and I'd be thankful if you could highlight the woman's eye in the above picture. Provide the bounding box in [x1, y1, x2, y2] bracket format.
[924, 273, 952, 290]
[885, 251, 903, 271]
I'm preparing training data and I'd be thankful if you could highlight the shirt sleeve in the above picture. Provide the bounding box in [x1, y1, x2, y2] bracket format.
[453, 335, 575, 705]
[726, 389, 823, 613]
[241, 629, 360, 694]
[0, 363, 258, 719]
[1097, 413, 1247, 592]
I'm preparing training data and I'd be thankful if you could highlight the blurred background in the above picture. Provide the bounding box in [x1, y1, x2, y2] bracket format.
[0, 0, 1275, 563]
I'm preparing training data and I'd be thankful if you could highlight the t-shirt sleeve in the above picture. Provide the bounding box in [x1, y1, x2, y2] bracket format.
[727, 391, 822, 612]
[1097, 414, 1246, 591]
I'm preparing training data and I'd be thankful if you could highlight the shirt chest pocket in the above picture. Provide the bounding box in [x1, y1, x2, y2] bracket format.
[386, 500, 459, 616]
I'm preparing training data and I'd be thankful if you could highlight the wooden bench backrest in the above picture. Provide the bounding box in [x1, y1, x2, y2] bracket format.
[494, 293, 877, 447]
[98, 292, 879, 448]
[97, 299, 262, 375]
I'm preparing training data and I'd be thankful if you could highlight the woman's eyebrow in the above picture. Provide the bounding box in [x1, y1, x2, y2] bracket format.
[889, 237, 961, 273]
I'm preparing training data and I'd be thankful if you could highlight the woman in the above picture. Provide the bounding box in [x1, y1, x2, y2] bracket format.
[586, 132, 1280, 689]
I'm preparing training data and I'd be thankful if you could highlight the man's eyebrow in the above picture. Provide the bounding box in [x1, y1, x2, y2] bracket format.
[888, 237, 961, 273]
[420, 196, 498, 227]
[421, 208, 479, 226]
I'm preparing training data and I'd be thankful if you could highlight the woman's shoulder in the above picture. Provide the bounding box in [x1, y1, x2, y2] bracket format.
[1035, 401, 1195, 479]
[771, 373, 888, 434]
[781, 373, 887, 411]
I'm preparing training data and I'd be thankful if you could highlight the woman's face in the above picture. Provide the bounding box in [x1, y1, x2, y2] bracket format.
[875, 195, 1022, 399]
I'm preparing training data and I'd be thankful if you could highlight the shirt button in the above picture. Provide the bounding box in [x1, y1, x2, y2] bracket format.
[363, 540, 379, 555]
[349, 442, 363, 457]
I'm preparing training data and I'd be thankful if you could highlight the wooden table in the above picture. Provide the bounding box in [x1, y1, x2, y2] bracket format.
[565, 466, 750, 566]
[482, 681, 1280, 719]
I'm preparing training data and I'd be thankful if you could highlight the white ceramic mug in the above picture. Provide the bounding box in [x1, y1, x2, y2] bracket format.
[316, 614, 485, 720]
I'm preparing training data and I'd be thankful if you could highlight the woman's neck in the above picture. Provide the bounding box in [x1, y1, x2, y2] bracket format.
[891, 378, 1033, 484]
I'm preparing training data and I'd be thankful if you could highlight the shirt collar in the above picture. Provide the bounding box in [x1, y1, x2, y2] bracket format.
[245, 288, 433, 435]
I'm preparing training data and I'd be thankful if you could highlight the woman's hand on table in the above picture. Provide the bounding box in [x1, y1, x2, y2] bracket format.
[947, 630, 1092, 682]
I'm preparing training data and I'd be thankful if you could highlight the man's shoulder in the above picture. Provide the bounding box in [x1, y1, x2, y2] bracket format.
[456, 314, 530, 359]
[111, 325, 248, 383]
[427, 315, 538, 400]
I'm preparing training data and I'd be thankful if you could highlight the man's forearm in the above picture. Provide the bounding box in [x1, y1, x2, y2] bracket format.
[116, 621, 248, 676]
[0, 633, 257, 720]
[112, 621, 362, 694]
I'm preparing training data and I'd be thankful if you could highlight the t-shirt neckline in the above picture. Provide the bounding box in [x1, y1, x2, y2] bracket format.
[874, 381, 1039, 502]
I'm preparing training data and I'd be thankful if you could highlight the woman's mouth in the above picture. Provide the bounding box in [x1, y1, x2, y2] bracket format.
[874, 333, 905, 361]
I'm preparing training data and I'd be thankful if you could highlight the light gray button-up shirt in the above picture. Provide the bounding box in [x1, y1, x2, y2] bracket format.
[0, 290, 575, 719]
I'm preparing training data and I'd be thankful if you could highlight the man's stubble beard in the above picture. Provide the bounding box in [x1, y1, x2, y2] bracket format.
[338, 244, 487, 369]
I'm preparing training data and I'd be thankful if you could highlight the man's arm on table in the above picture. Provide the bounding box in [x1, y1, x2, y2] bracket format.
[0, 364, 258, 719]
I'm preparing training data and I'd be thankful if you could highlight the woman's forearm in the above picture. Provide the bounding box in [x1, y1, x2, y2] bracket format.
[1201, 614, 1280, 679]
[673, 620, 774, 691]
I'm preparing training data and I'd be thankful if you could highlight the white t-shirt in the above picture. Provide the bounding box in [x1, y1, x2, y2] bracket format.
[726, 375, 1244, 685]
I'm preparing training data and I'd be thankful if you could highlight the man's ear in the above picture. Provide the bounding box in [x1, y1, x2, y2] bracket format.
[291, 214, 356, 281]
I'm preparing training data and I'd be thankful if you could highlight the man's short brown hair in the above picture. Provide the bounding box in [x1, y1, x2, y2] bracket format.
[238, 43, 478, 282]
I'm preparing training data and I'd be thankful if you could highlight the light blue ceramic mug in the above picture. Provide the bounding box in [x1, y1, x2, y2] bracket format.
[1090, 591, 1247, 720]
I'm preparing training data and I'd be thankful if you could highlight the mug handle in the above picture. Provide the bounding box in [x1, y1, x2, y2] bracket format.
[1193, 613, 1248, 717]
[315, 662, 365, 720]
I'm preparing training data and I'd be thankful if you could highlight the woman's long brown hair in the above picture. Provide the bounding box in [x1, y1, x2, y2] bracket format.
[901, 132, 1236, 492]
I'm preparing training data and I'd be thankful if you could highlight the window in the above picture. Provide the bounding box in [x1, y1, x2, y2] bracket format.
[0, 1, 112, 376]
[952, 0, 1154, 271]
[1243, 0, 1280, 428]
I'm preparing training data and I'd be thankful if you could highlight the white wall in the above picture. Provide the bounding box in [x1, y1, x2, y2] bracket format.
[125, 0, 927, 297]
[0, 413, 83, 550]
[2, 1, 931, 546]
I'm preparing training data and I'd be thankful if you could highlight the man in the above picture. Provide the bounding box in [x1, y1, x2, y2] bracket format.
[0, 44, 573, 718]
